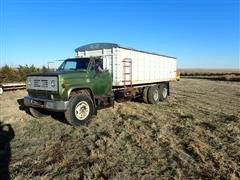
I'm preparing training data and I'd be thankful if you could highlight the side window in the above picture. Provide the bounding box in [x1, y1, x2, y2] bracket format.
[95, 59, 103, 69]
[93, 58, 104, 73]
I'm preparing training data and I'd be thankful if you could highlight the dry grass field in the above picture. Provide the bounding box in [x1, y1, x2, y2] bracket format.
[179, 68, 240, 81]
[179, 68, 240, 74]
[0, 79, 239, 179]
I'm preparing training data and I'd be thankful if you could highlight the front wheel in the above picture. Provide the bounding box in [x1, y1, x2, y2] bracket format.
[64, 95, 94, 126]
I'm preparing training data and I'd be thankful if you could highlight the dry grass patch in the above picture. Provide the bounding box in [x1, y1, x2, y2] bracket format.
[0, 79, 239, 179]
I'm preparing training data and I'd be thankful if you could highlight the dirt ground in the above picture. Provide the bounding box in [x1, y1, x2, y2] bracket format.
[0, 79, 239, 179]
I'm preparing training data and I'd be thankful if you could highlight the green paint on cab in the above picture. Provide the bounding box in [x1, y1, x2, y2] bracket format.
[27, 57, 112, 102]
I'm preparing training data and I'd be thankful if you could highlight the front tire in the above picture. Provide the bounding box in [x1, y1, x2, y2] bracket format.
[64, 95, 94, 126]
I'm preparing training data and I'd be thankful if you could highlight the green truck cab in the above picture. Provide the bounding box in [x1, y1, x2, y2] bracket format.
[24, 57, 114, 126]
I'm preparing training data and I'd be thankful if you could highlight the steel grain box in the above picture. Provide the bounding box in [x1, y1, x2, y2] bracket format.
[75, 43, 177, 87]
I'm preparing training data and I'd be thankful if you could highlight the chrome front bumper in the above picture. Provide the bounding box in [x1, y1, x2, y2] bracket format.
[24, 96, 68, 111]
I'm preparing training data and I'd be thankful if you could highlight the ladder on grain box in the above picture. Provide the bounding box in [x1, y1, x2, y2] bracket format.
[122, 58, 132, 97]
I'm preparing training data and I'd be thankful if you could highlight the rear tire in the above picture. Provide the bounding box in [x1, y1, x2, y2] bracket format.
[159, 84, 168, 101]
[29, 107, 50, 118]
[0, 87, 3, 95]
[64, 95, 94, 126]
[148, 86, 159, 104]
[143, 87, 149, 104]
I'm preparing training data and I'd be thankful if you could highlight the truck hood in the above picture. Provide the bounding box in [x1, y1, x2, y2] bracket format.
[27, 70, 87, 77]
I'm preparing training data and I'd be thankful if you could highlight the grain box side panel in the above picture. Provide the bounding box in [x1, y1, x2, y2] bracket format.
[114, 48, 176, 86]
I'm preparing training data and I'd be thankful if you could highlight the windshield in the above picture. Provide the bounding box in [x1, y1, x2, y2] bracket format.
[57, 58, 90, 71]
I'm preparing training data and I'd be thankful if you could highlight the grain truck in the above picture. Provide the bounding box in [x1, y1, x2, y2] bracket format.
[24, 43, 177, 126]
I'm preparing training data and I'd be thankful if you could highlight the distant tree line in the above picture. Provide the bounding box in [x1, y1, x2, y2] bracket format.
[180, 72, 240, 76]
[0, 65, 52, 83]
[179, 69, 240, 76]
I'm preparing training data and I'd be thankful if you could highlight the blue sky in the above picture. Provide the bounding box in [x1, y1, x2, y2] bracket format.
[0, 0, 239, 68]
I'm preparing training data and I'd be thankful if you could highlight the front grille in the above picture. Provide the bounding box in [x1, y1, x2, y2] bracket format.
[41, 80, 48, 87]
[33, 79, 48, 88]
[27, 76, 58, 91]
[34, 80, 40, 87]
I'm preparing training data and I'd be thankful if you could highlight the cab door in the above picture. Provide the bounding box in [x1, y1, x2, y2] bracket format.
[89, 58, 112, 96]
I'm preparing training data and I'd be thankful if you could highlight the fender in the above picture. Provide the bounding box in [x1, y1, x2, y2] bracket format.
[62, 84, 95, 105]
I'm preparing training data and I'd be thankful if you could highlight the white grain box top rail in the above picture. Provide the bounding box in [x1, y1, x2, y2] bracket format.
[75, 43, 177, 87]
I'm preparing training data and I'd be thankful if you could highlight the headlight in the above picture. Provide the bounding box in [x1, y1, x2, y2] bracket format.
[27, 79, 32, 87]
[51, 80, 56, 88]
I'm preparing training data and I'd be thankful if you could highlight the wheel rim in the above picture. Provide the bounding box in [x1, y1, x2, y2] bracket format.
[75, 101, 90, 121]
[153, 89, 159, 101]
[163, 88, 167, 98]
